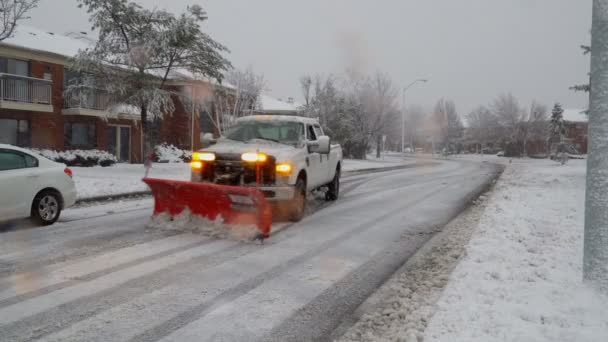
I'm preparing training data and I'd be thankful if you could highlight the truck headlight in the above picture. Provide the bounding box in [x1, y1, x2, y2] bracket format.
[276, 162, 293, 175]
[242, 152, 267, 162]
[193, 152, 215, 161]
[190, 161, 203, 170]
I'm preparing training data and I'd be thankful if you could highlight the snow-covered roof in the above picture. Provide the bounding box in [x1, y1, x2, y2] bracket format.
[1, 25, 91, 58]
[1, 26, 235, 88]
[563, 109, 588, 123]
[259, 95, 302, 113]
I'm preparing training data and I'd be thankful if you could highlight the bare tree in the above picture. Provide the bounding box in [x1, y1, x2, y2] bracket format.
[521, 101, 548, 156]
[492, 93, 525, 154]
[433, 98, 463, 151]
[300, 75, 312, 113]
[465, 105, 498, 153]
[224, 66, 265, 116]
[0, 0, 39, 42]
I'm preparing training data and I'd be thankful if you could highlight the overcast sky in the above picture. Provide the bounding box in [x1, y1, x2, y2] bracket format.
[26, 0, 591, 116]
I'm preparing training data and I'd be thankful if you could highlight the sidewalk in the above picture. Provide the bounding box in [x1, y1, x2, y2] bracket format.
[337, 158, 608, 342]
[72, 156, 412, 201]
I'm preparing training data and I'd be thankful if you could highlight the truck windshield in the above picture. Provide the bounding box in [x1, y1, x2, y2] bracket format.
[224, 121, 304, 146]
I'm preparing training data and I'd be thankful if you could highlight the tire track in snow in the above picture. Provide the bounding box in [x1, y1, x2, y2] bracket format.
[126, 183, 452, 342]
[0, 236, 215, 308]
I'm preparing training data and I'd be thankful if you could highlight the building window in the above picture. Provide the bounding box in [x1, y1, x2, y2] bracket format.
[0, 58, 29, 76]
[64, 122, 96, 149]
[0, 118, 30, 147]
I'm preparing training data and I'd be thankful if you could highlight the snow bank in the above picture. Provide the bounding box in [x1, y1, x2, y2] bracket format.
[424, 159, 608, 342]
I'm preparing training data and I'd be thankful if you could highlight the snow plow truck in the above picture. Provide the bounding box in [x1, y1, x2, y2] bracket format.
[144, 115, 343, 240]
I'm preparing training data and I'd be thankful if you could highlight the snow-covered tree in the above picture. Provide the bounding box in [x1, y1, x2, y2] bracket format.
[0, 0, 39, 41]
[69, 0, 231, 154]
[548, 102, 566, 142]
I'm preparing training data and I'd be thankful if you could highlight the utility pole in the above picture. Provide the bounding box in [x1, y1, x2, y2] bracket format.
[584, 0, 608, 294]
[402, 79, 428, 157]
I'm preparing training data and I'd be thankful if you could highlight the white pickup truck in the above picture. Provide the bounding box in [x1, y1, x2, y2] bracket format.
[191, 115, 343, 221]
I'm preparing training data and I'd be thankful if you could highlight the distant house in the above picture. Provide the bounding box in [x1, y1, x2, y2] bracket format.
[254, 95, 302, 116]
[563, 109, 588, 154]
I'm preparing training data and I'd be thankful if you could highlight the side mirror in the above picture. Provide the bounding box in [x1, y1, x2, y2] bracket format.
[201, 133, 216, 147]
[308, 135, 330, 154]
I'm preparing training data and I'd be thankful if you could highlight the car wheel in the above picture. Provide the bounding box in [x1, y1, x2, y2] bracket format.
[325, 167, 340, 201]
[32, 191, 62, 225]
[290, 178, 306, 222]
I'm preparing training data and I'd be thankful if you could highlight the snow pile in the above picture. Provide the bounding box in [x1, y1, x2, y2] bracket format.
[147, 209, 260, 242]
[153, 143, 192, 163]
[424, 159, 608, 342]
[30, 148, 117, 167]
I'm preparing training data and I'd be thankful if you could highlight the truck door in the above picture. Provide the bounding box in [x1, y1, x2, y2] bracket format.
[313, 124, 332, 183]
[306, 124, 322, 188]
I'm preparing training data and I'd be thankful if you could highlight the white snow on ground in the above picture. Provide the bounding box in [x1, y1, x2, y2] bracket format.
[71, 163, 190, 199]
[424, 159, 608, 342]
[72, 155, 408, 200]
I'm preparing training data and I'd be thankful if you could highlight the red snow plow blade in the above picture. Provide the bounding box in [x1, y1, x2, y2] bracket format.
[143, 178, 272, 239]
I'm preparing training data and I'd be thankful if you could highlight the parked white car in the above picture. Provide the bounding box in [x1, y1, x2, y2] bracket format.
[0, 144, 77, 225]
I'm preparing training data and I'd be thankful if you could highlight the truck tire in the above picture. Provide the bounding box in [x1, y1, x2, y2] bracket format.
[325, 167, 340, 201]
[290, 178, 306, 222]
[32, 190, 62, 225]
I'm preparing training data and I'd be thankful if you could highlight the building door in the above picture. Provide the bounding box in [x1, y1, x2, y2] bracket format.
[106, 125, 131, 162]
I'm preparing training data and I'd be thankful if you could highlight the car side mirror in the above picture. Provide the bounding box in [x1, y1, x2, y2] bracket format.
[201, 133, 216, 147]
[308, 135, 330, 154]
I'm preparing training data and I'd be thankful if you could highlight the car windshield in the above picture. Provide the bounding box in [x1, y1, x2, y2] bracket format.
[224, 120, 304, 146]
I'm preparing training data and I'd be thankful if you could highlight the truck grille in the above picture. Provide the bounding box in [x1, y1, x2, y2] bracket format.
[199, 153, 276, 186]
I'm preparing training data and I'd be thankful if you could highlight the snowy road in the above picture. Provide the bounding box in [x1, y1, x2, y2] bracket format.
[0, 158, 501, 342]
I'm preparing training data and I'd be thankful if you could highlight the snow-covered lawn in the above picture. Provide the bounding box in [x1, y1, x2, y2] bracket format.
[424, 159, 608, 342]
[72, 156, 409, 200]
[71, 163, 190, 199]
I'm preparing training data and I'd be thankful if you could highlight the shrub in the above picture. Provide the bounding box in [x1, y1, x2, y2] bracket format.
[153, 143, 192, 163]
[30, 149, 117, 167]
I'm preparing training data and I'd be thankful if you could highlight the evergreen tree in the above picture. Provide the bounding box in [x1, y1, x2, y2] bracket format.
[549, 103, 566, 142]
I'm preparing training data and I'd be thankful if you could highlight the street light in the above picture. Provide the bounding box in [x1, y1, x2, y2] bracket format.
[402, 79, 428, 156]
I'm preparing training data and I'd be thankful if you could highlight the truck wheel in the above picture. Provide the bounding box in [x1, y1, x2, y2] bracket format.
[325, 167, 340, 201]
[290, 178, 306, 222]
[32, 190, 62, 225]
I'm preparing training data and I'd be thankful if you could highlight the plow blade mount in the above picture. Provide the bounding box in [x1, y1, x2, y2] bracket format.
[143, 178, 272, 239]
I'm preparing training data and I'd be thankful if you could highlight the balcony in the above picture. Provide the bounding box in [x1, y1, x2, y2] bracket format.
[0, 73, 53, 112]
[62, 87, 111, 117]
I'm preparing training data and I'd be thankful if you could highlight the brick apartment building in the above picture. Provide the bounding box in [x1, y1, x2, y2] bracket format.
[0, 26, 227, 163]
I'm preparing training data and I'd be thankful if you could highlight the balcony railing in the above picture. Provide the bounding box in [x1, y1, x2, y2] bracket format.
[0, 73, 52, 105]
[64, 87, 110, 111]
